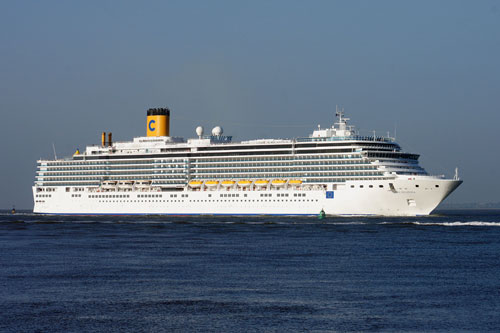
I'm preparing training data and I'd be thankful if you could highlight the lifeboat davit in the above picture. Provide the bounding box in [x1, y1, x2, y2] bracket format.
[254, 180, 269, 187]
[205, 180, 219, 188]
[271, 179, 286, 187]
[221, 180, 236, 187]
[188, 180, 203, 188]
[237, 180, 252, 188]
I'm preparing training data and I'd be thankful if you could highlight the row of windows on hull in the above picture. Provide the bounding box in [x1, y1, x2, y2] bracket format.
[37, 171, 385, 182]
[350, 184, 440, 189]
[46, 184, 438, 197]
[39, 162, 420, 177]
[38, 166, 383, 177]
[42, 154, 365, 167]
[36, 177, 391, 188]
[75, 198, 320, 204]
[84, 193, 307, 199]
[40, 165, 185, 171]
[38, 159, 421, 174]
[39, 159, 375, 171]
[41, 160, 185, 166]
[36, 167, 423, 181]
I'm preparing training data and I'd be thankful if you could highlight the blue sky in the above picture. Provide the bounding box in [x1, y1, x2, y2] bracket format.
[1, 0, 499, 208]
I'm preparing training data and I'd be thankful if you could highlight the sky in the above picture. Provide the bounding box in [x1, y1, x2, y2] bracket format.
[0, 0, 499, 209]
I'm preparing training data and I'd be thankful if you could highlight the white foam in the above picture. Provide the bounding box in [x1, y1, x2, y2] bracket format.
[381, 221, 500, 227]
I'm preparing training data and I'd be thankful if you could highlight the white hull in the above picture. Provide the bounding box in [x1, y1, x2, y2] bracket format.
[33, 177, 462, 216]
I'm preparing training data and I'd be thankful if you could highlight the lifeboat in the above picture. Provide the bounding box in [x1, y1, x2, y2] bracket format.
[101, 180, 117, 190]
[188, 180, 203, 188]
[289, 180, 303, 185]
[254, 179, 269, 187]
[135, 180, 152, 188]
[237, 180, 252, 188]
[221, 180, 236, 187]
[205, 180, 219, 188]
[117, 180, 134, 189]
[271, 179, 286, 187]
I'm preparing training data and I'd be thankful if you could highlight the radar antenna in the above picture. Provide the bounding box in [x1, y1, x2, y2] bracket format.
[334, 105, 352, 133]
[335, 105, 345, 122]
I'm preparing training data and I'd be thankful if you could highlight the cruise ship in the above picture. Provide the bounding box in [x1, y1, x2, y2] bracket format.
[33, 107, 462, 216]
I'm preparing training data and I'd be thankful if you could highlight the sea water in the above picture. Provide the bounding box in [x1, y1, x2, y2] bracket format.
[1, 210, 500, 332]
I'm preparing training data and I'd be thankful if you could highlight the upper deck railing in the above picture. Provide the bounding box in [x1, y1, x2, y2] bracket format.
[297, 135, 395, 143]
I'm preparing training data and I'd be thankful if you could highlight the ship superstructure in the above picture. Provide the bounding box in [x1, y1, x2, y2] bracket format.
[33, 107, 462, 216]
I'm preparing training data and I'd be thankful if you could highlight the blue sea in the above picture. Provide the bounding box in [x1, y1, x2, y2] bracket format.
[1, 210, 500, 332]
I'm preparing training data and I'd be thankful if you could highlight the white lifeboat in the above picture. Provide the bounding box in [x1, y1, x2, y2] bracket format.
[101, 180, 117, 190]
[117, 180, 134, 189]
[135, 180, 152, 188]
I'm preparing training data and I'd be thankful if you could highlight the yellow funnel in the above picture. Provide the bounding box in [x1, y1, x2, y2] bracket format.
[147, 108, 170, 137]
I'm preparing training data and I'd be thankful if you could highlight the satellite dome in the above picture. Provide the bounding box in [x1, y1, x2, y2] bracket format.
[212, 126, 223, 136]
[196, 126, 204, 137]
